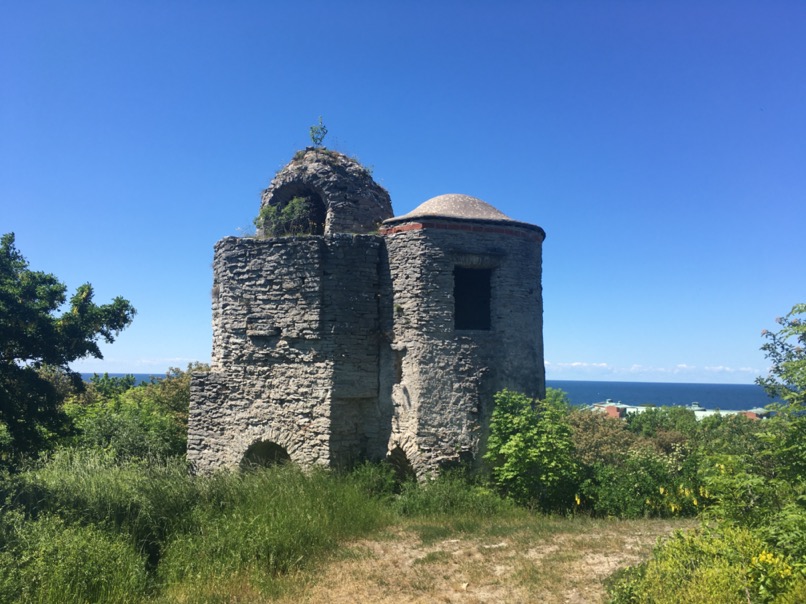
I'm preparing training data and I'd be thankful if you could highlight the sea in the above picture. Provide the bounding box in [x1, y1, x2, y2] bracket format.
[83, 373, 777, 413]
[547, 380, 778, 411]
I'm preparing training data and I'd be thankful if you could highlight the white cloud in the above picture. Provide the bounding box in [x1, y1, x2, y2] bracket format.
[546, 360, 762, 384]
[546, 361, 610, 369]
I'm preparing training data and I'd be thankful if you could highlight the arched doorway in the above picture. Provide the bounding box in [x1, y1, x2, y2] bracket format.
[387, 446, 416, 482]
[240, 440, 291, 470]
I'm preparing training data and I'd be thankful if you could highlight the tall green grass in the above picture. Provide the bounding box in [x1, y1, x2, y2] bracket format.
[1, 450, 401, 603]
[7, 448, 197, 567]
[158, 464, 393, 598]
[1, 513, 149, 604]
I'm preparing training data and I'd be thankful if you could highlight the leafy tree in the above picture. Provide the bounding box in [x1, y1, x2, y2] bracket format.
[63, 364, 208, 459]
[757, 303, 806, 407]
[756, 304, 806, 482]
[0, 233, 135, 457]
[568, 408, 643, 467]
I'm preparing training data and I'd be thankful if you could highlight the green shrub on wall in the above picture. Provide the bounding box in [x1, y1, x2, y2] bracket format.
[254, 196, 318, 237]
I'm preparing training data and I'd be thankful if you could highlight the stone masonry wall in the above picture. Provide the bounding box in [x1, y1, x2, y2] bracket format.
[189, 218, 545, 476]
[381, 221, 544, 475]
[188, 235, 383, 472]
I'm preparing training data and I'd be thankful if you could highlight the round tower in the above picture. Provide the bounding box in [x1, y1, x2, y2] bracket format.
[379, 194, 546, 474]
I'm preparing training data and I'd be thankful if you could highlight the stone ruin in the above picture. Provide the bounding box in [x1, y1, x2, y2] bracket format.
[188, 148, 546, 477]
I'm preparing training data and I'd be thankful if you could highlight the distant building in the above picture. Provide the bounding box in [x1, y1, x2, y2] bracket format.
[590, 400, 771, 421]
[188, 149, 546, 476]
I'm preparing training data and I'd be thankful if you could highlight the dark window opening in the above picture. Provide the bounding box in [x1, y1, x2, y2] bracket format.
[240, 440, 291, 470]
[454, 267, 492, 330]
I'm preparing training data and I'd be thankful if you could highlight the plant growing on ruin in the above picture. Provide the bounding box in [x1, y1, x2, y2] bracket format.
[309, 116, 328, 148]
[254, 196, 317, 237]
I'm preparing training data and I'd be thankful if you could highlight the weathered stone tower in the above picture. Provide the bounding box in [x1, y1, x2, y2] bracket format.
[188, 149, 545, 476]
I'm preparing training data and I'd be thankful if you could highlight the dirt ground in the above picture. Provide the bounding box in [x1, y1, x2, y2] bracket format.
[280, 518, 694, 604]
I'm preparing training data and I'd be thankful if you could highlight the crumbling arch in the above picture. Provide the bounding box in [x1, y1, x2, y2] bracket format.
[387, 446, 416, 482]
[240, 440, 292, 470]
[258, 183, 327, 236]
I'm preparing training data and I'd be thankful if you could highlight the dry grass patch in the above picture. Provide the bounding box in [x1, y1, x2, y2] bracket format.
[278, 516, 695, 604]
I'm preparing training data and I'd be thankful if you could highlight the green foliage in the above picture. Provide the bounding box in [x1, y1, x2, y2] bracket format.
[0, 452, 395, 602]
[123, 364, 208, 441]
[87, 372, 136, 399]
[254, 196, 317, 237]
[393, 472, 513, 518]
[608, 305, 806, 601]
[64, 394, 184, 459]
[1, 513, 149, 604]
[0, 233, 135, 458]
[346, 460, 399, 500]
[697, 413, 765, 458]
[6, 449, 198, 567]
[484, 389, 579, 510]
[607, 527, 802, 604]
[309, 115, 328, 148]
[583, 446, 698, 518]
[757, 303, 806, 407]
[62, 364, 207, 459]
[626, 406, 699, 454]
[569, 408, 644, 466]
[158, 464, 390, 597]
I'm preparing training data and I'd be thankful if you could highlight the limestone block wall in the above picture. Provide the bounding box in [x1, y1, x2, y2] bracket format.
[188, 235, 384, 472]
[380, 220, 545, 475]
[189, 214, 545, 477]
[321, 235, 387, 464]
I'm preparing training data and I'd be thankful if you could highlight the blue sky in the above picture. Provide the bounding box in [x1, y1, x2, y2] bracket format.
[2, 1, 804, 383]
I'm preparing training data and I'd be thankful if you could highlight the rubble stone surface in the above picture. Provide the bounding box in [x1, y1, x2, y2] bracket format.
[189, 150, 546, 476]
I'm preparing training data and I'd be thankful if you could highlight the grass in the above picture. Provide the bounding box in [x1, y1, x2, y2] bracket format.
[278, 515, 693, 603]
[0, 453, 692, 603]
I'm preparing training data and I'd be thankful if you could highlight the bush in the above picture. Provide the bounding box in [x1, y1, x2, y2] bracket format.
[254, 196, 318, 237]
[63, 364, 207, 459]
[607, 526, 802, 604]
[582, 446, 698, 518]
[484, 389, 579, 510]
[65, 395, 184, 459]
[569, 408, 644, 467]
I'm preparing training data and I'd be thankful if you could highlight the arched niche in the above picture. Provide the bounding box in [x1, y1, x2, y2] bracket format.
[258, 184, 326, 236]
[240, 440, 292, 470]
[387, 446, 416, 482]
